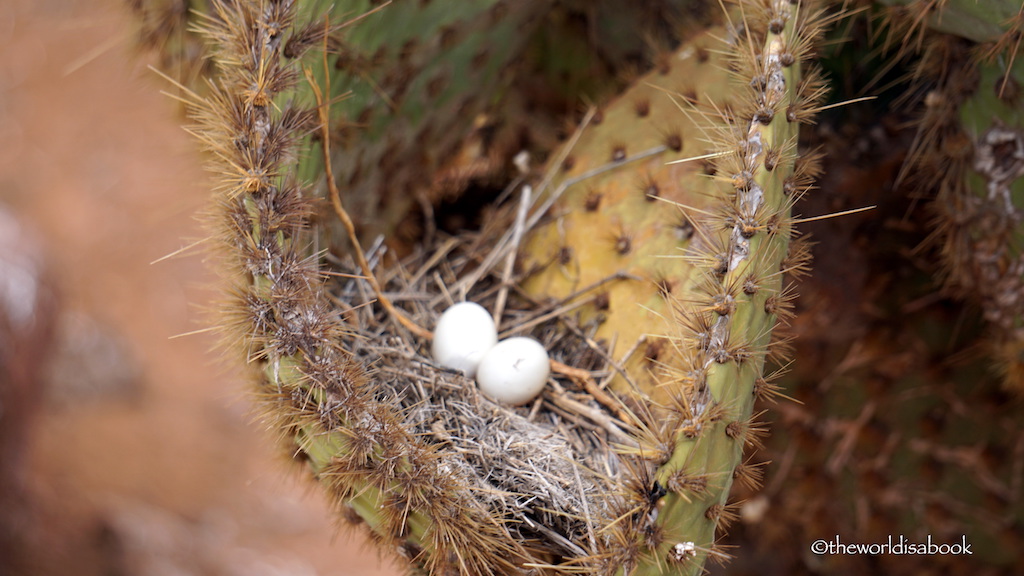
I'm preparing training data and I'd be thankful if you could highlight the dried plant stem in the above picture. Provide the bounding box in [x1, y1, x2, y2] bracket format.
[551, 359, 633, 424]
[304, 65, 432, 341]
[493, 184, 532, 331]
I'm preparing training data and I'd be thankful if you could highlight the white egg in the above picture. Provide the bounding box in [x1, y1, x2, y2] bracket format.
[476, 337, 551, 406]
[432, 302, 498, 377]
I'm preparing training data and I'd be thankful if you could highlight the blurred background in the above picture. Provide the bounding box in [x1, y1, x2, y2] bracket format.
[0, 0, 400, 574]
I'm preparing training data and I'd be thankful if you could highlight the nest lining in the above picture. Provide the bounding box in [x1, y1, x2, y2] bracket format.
[323, 194, 641, 559]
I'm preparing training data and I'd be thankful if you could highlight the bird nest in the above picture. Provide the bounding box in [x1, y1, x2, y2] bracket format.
[319, 172, 641, 565]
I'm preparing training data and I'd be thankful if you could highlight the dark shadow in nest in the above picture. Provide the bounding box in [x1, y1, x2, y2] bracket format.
[322, 181, 640, 562]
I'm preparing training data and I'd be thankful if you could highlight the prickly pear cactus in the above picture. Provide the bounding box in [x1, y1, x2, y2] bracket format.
[727, 141, 1024, 574]
[181, 3, 543, 573]
[518, 12, 825, 571]
[879, 0, 1022, 45]
[145, 0, 838, 574]
[308, 0, 556, 246]
[933, 52, 1024, 390]
[716, 4, 1024, 573]
[955, 60, 1024, 389]
[882, 0, 1024, 390]
[124, 0, 1024, 574]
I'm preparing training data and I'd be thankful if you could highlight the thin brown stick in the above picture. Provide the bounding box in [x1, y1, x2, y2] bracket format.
[549, 359, 632, 425]
[305, 35, 432, 341]
[547, 378, 633, 442]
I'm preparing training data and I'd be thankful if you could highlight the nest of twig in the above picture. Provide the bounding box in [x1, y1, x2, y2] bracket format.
[321, 175, 638, 562]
